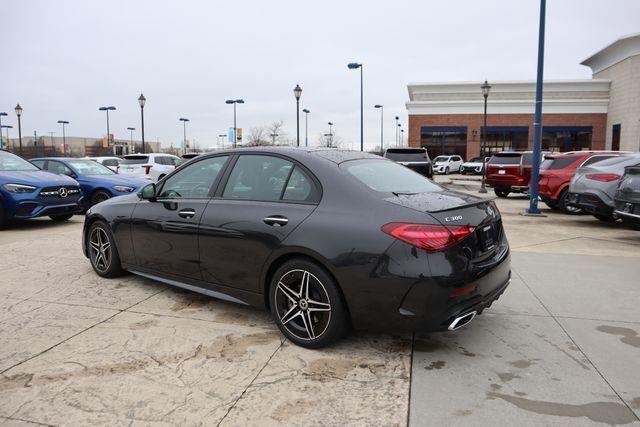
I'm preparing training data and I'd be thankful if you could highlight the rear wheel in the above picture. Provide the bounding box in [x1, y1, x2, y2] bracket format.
[91, 190, 111, 207]
[269, 259, 348, 349]
[622, 218, 640, 230]
[494, 188, 510, 198]
[87, 221, 124, 278]
[49, 213, 74, 222]
[544, 200, 558, 209]
[558, 189, 583, 215]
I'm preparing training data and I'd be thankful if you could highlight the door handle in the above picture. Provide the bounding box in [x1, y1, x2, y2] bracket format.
[178, 208, 196, 219]
[263, 216, 289, 226]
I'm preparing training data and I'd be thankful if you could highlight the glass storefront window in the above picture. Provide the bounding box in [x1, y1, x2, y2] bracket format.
[542, 126, 592, 152]
[482, 127, 529, 155]
[420, 127, 467, 158]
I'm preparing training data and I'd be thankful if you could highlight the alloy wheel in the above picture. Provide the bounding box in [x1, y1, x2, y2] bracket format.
[274, 269, 332, 341]
[89, 227, 112, 273]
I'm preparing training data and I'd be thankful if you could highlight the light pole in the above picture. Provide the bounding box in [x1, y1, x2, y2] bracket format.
[374, 105, 384, 154]
[138, 94, 146, 153]
[0, 112, 6, 150]
[527, 0, 547, 215]
[15, 104, 23, 154]
[395, 116, 399, 146]
[327, 122, 334, 147]
[57, 120, 69, 155]
[127, 127, 135, 153]
[225, 99, 244, 148]
[347, 62, 364, 151]
[401, 129, 405, 146]
[397, 123, 402, 147]
[479, 80, 492, 194]
[218, 134, 227, 149]
[294, 84, 302, 147]
[270, 133, 279, 145]
[302, 109, 310, 147]
[179, 118, 190, 153]
[48, 132, 55, 152]
[98, 106, 116, 148]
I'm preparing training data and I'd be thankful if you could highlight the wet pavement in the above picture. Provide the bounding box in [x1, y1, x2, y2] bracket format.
[1, 182, 639, 426]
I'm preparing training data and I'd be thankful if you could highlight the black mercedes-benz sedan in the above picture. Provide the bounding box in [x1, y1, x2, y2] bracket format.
[83, 147, 510, 348]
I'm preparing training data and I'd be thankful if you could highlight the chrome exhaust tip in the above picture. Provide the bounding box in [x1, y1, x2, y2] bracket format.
[448, 311, 477, 331]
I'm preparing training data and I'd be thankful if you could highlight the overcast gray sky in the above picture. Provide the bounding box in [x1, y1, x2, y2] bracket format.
[3, 0, 640, 150]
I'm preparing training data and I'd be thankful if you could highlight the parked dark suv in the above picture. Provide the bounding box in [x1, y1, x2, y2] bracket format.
[383, 148, 433, 178]
[614, 164, 640, 229]
[485, 151, 544, 198]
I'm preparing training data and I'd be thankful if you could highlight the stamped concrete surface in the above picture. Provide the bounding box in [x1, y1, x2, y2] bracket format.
[0, 181, 639, 426]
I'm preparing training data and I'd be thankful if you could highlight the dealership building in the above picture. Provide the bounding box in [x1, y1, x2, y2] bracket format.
[406, 33, 640, 159]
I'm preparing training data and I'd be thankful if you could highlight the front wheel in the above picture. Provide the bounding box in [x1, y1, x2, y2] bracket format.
[49, 213, 74, 222]
[269, 259, 348, 348]
[494, 188, 510, 198]
[444, 167, 450, 175]
[87, 221, 124, 278]
[91, 190, 111, 207]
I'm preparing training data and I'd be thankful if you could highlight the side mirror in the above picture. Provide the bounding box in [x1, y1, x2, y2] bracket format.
[139, 183, 157, 201]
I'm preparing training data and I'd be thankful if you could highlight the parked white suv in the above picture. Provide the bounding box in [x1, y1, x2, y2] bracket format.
[86, 156, 122, 173]
[119, 153, 181, 181]
[433, 155, 464, 174]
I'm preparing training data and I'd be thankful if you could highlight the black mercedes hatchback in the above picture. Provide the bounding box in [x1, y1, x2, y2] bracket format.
[83, 148, 510, 348]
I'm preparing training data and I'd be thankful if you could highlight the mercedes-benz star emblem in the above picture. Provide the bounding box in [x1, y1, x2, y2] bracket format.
[58, 187, 68, 198]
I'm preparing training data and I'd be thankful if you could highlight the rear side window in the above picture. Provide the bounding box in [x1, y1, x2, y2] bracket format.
[223, 155, 293, 201]
[489, 155, 521, 165]
[102, 159, 119, 167]
[541, 156, 579, 170]
[581, 155, 617, 167]
[282, 167, 313, 202]
[121, 156, 149, 165]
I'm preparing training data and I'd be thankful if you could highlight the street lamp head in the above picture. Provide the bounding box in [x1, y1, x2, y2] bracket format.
[1, 125, 13, 129]
[395, 116, 399, 120]
[108, 106, 116, 110]
[481, 80, 491, 98]
[179, 118, 190, 122]
[127, 127, 135, 131]
[57, 120, 69, 124]
[138, 93, 146, 108]
[294, 84, 302, 100]
[225, 99, 234, 104]
[236, 99, 244, 104]
[328, 122, 333, 126]
[0, 112, 7, 117]
[302, 109, 310, 114]
[374, 104, 383, 109]
[347, 62, 362, 69]
[15, 104, 23, 117]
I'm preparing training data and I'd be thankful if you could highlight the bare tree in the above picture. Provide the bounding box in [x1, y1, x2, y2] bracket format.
[266, 120, 287, 145]
[316, 131, 343, 148]
[247, 126, 268, 146]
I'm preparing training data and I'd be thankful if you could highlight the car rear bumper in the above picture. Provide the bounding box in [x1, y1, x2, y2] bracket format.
[614, 200, 640, 223]
[567, 192, 613, 216]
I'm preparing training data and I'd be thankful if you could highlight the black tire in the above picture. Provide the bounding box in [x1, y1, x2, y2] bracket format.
[622, 218, 640, 231]
[593, 214, 615, 222]
[91, 190, 111, 207]
[0, 203, 7, 230]
[269, 258, 348, 349]
[460, 170, 467, 175]
[557, 189, 583, 215]
[49, 213, 74, 222]
[445, 167, 450, 175]
[87, 220, 125, 278]
[544, 200, 558, 209]
[494, 188, 510, 198]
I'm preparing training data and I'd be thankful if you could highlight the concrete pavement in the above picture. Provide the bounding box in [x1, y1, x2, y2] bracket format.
[0, 182, 639, 426]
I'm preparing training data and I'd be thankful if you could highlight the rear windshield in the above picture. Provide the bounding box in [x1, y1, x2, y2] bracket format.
[0, 151, 39, 171]
[384, 149, 428, 162]
[590, 155, 640, 168]
[489, 154, 521, 165]
[540, 156, 579, 170]
[433, 156, 450, 162]
[343, 159, 441, 194]
[121, 155, 149, 165]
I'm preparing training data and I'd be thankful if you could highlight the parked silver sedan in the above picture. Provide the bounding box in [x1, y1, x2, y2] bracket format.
[567, 153, 640, 221]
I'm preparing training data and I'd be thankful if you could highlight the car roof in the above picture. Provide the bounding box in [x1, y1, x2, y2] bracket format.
[193, 146, 383, 165]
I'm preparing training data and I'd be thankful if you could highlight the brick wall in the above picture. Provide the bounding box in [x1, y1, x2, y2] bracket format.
[408, 113, 607, 159]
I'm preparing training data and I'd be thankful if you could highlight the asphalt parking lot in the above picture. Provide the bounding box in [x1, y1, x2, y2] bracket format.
[1, 177, 639, 426]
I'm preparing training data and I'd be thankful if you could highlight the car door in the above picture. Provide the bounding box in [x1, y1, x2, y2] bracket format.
[198, 154, 320, 293]
[130, 155, 230, 279]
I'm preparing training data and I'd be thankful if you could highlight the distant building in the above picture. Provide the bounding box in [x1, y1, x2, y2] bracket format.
[407, 33, 640, 159]
[5, 136, 160, 158]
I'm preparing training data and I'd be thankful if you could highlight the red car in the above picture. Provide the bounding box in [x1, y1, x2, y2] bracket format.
[485, 151, 545, 198]
[538, 151, 628, 213]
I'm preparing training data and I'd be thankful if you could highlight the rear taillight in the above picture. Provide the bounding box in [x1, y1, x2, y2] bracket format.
[381, 222, 475, 251]
[586, 173, 620, 182]
[143, 164, 153, 174]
